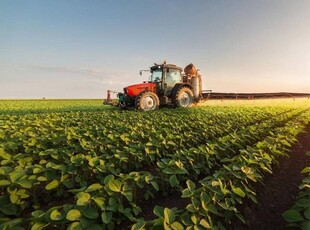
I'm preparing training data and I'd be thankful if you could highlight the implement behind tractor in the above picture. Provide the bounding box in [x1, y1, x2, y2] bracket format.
[104, 61, 310, 111]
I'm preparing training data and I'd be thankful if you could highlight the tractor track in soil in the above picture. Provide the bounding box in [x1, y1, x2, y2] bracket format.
[232, 124, 310, 230]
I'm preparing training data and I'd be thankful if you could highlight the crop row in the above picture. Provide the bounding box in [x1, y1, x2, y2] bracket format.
[0, 100, 107, 115]
[143, 109, 310, 229]
[282, 154, 310, 230]
[0, 105, 310, 229]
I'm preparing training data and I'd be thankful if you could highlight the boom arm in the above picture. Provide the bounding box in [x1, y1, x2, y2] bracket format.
[201, 92, 310, 100]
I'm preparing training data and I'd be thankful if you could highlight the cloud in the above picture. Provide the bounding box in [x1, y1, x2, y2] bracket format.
[32, 65, 117, 77]
[31, 65, 136, 95]
[32, 65, 129, 84]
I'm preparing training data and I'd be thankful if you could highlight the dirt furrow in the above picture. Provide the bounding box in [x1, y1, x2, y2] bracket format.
[236, 124, 310, 230]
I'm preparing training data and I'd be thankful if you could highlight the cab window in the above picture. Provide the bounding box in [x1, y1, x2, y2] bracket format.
[165, 69, 182, 94]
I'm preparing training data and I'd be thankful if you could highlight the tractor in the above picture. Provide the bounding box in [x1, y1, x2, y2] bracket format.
[104, 61, 310, 109]
[111, 61, 203, 111]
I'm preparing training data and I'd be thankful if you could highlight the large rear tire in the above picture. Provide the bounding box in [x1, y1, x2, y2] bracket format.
[174, 87, 194, 108]
[135, 91, 160, 111]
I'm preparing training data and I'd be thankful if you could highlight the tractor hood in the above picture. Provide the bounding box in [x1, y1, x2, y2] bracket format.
[124, 82, 156, 97]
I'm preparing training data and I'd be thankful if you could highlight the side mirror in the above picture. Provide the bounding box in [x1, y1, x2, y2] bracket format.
[139, 71, 142, 76]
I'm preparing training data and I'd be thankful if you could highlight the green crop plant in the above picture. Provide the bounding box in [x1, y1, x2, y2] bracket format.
[0, 99, 309, 229]
[283, 152, 310, 230]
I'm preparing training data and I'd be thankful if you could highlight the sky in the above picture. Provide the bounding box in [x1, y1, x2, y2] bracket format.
[1, 0, 310, 99]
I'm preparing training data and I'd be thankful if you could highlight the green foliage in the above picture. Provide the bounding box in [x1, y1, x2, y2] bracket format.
[0, 99, 309, 229]
[283, 160, 310, 229]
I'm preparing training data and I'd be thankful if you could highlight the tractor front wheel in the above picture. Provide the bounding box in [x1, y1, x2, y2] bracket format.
[135, 91, 160, 111]
[174, 87, 194, 108]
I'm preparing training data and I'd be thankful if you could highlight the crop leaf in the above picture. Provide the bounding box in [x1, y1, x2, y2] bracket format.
[9, 171, 25, 183]
[67, 222, 82, 230]
[282, 210, 304, 223]
[164, 208, 175, 225]
[108, 179, 122, 192]
[171, 221, 184, 230]
[0, 180, 11, 187]
[31, 222, 50, 230]
[92, 196, 105, 210]
[37, 176, 48, 182]
[32, 210, 45, 218]
[153, 205, 164, 217]
[82, 207, 99, 219]
[10, 193, 19, 204]
[0, 148, 11, 160]
[296, 198, 310, 208]
[16, 179, 32, 189]
[208, 204, 219, 214]
[181, 188, 193, 198]
[0, 203, 17, 215]
[104, 175, 114, 185]
[151, 181, 159, 191]
[50, 209, 64, 221]
[76, 192, 91, 206]
[131, 221, 146, 230]
[200, 219, 211, 228]
[169, 175, 178, 187]
[232, 187, 245, 197]
[45, 180, 60, 190]
[301, 167, 310, 174]
[191, 214, 198, 224]
[0, 166, 13, 175]
[186, 180, 196, 191]
[101, 211, 113, 224]
[122, 191, 133, 202]
[66, 209, 82, 221]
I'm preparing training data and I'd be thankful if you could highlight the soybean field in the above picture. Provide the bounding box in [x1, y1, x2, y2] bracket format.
[0, 99, 309, 230]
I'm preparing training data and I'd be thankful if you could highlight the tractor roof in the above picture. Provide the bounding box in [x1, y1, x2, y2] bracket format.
[151, 63, 182, 71]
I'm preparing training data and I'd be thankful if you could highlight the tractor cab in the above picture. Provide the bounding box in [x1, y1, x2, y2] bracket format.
[149, 63, 183, 96]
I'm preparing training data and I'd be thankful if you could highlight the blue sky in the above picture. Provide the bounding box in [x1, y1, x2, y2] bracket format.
[1, 0, 309, 98]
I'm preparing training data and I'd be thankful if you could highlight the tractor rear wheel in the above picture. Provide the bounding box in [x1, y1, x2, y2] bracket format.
[174, 87, 194, 108]
[135, 91, 160, 111]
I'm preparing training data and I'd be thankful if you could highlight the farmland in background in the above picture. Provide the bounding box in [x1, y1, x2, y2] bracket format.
[0, 99, 309, 229]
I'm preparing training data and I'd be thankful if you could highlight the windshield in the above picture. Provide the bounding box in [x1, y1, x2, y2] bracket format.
[150, 69, 163, 82]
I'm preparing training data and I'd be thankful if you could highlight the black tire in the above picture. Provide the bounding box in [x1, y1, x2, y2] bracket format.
[173, 87, 194, 108]
[135, 91, 160, 111]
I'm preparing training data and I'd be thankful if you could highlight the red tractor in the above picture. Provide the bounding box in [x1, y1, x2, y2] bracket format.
[106, 62, 203, 111]
[105, 62, 310, 109]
